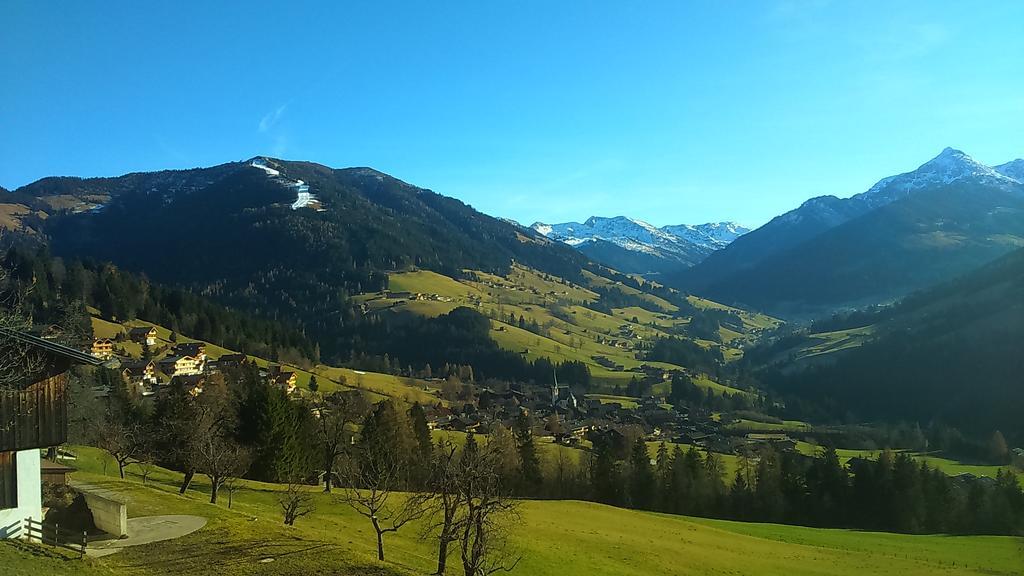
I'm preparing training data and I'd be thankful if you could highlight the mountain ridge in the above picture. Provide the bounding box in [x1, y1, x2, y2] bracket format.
[671, 147, 1024, 315]
[529, 215, 748, 275]
[5, 157, 601, 363]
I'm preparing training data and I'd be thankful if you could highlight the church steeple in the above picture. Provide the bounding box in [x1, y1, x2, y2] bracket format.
[551, 369, 559, 406]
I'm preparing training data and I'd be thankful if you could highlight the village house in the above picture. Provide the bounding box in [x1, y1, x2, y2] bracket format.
[128, 326, 158, 346]
[121, 358, 157, 386]
[204, 352, 246, 373]
[173, 341, 207, 361]
[272, 371, 298, 394]
[0, 328, 105, 538]
[158, 354, 203, 378]
[90, 337, 114, 359]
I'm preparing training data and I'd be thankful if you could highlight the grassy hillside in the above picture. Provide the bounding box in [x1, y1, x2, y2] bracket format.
[358, 264, 776, 396]
[49, 446, 1024, 576]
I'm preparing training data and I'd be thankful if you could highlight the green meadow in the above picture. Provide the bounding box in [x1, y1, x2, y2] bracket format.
[12, 446, 1021, 576]
[375, 265, 759, 394]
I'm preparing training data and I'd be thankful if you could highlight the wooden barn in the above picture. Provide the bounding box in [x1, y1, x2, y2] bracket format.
[0, 327, 104, 538]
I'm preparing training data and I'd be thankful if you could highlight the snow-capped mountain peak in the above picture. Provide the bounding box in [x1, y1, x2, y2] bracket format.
[856, 147, 1019, 208]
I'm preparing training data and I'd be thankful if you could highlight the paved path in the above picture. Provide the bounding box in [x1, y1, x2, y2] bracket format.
[86, 515, 207, 558]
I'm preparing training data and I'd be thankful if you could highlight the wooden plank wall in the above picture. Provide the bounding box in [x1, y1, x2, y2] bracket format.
[0, 451, 15, 509]
[0, 374, 68, 452]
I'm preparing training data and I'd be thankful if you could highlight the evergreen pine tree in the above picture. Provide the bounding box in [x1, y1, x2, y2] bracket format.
[514, 412, 543, 494]
[628, 437, 655, 510]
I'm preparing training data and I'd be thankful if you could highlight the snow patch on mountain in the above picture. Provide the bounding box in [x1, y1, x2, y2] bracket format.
[250, 158, 281, 177]
[250, 158, 321, 211]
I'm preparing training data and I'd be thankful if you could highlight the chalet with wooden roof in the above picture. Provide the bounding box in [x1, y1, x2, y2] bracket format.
[157, 355, 203, 378]
[0, 327, 105, 538]
[128, 326, 158, 346]
[90, 338, 114, 359]
[120, 358, 156, 386]
[272, 371, 298, 395]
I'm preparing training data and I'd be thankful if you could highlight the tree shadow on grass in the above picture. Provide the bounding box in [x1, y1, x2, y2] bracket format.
[1, 539, 80, 562]
[113, 537, 337, 569]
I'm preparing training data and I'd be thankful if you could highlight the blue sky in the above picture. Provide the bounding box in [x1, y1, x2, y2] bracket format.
[2, 1, 1022, 228]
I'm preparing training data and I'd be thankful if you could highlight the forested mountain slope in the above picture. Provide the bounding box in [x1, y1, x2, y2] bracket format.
[6, 158, 589, 361]
[759, 247, 1024, 441]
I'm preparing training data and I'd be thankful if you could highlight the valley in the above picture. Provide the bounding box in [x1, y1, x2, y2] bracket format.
[2, 150, 1024, 576]
[5, 6, 1024, 575]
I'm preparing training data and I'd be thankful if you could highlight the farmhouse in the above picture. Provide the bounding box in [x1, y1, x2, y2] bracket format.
[0, 327, 104, 538]
[90, 337, 114, 359]
[128, 326, 158, 346]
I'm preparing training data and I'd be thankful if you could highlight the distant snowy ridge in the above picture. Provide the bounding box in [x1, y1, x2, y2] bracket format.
[250, 157, 320, 210]
[661, 221, 748, 249]
[529, 216, 749, 262]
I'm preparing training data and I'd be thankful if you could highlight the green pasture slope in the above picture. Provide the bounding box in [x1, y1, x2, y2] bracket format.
[375, 266, 761, 395]
[17, 446, 1020, 576]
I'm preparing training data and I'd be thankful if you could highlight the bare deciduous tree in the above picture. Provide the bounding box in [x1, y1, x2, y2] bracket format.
[93, 419, 145, 479]
[0, 267, 43, 391]
[133, 450, 158, 485]
[196, 433, 251, 504]
[312, 391, 367, 493]
[163, 374, 235, 495]
[223, 475, 243, 509]
[339, 448, 426, 562]
[458, 443, 521, 576]
[421, 441, 466, 575]
[279, 480, 316, 525]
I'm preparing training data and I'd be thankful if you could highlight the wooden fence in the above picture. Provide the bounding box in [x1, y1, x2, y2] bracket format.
[23, 517, 87, 557]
